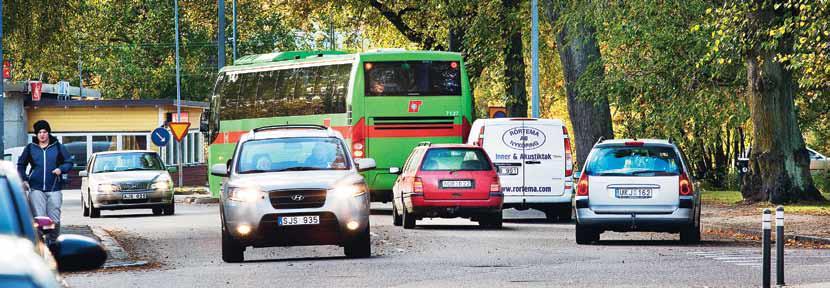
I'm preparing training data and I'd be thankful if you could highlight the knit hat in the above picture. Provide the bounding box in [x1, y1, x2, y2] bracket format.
[33, 120, 51, 134]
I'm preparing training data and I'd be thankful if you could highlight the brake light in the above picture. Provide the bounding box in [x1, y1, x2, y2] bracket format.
[625, 141, 644, 146]
[563, 126, 573, 177]
[476, 126, 485, 147]
[679, 173, 692, 196]
[490, 177, 501, 193]
[352, 118, 366, 158]
[413, 177, 424, 193]
[576, 173, 589, 196]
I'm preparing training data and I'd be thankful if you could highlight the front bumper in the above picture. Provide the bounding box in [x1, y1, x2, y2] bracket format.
[574, 198, 695, 232]
[92, 189, 173, 210]
[223, 192, 370, 247]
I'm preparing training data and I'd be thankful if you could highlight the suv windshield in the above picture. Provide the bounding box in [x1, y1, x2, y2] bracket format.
[93, 153, 165, 173]
[237, 137, 350, 174]
[585, 146, 682, 176]
[420, 148, 492, 171]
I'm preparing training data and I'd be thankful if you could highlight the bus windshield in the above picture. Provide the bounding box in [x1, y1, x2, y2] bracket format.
[364, 61, 461, 96]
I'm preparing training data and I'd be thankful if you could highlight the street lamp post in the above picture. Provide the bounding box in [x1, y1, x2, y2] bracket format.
[174, 0, 183, 187]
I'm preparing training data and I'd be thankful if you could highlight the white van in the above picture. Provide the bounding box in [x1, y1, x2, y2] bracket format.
[467, 118, 574, 220]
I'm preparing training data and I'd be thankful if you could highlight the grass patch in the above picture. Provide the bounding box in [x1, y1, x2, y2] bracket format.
[702, 190, 830, 216]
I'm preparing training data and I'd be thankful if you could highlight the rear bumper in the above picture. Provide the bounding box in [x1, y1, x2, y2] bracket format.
[575, 199, 695, 232]
[408, 195, 503, 218]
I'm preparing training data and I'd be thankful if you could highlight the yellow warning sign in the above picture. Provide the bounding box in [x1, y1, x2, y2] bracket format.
[169, 122, 191, 142]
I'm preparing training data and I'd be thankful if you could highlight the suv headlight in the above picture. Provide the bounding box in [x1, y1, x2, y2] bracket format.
[331, 184, 367, 197]
[227, 187, 262, 202]
[98, 183, 120, 193]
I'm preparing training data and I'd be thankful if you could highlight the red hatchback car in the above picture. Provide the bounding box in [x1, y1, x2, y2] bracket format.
[390, 143, 504, 229]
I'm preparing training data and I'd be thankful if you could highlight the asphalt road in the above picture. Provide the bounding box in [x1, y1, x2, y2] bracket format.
[60, 191, 830, 287]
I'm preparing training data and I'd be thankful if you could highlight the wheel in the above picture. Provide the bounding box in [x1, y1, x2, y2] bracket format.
[558, 205, 573, 221]
[575, 224, 599, 244]
[152, 207, 163, 216]
[544, 204, 572, 222]
[82, 193, 90, 217]
[392, 201, 403, 227]
[344, 226, 371, 258]
[402, 201, 416, 229]
[222, 224, 245, 263]
[89, 196, 101, 218]
[680, 225, 701, 243]
[163, 203, 175, 215]
[478, 212, 503, 229]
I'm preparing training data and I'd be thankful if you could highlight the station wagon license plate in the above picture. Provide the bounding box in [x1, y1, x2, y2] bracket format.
[441, 180, 473, 188]
[278, 215, 320, 226]
[615, 188, 653, 199]
[122, 193, 147, 200]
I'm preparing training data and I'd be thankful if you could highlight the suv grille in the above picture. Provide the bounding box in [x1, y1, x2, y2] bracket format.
[269, 189, 327, 209]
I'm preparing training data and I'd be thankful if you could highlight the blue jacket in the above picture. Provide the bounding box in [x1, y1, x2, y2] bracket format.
[17, 136, 74, 192]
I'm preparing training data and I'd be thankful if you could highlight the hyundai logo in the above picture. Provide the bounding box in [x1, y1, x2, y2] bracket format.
[290, 194, 305, 201]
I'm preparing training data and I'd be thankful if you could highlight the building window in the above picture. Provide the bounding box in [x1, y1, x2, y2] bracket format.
[92, 136, 117, 154]
[122, 135, 148, 150]
[163, 132, 205, 166]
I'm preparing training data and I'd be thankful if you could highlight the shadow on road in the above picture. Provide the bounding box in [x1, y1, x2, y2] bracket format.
[99, 213, 168, 219]
[503, 218, 573, 224]
[243, 255, 365, 264]
[410, 224, 518, 231]
[591, 240, 746, 247]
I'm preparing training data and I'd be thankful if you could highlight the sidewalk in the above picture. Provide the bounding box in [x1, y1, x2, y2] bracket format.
[702, 203, 830, 246]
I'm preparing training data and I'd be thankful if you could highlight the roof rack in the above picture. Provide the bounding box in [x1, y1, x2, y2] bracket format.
[417, 141, 432, 147]
[253, 124, 329, 133]
[595, 136, 606, 145]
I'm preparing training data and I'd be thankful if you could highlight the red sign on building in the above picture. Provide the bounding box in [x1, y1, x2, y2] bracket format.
[30, 81, 43, 101]
[2, 60, 10, 79]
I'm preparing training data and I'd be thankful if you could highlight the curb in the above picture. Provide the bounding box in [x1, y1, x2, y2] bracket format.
[177, 195, 220, 204]
[705, 223, 830, 245]
[90, 227, 149, 268]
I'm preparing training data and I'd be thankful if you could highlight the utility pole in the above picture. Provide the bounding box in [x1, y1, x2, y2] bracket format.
[218, 0, 226, 70]
[232, 0, 237, 62]
[175, 0, 183, 187]
[1, 0, 5, 152]
[530, 0, 540, 118]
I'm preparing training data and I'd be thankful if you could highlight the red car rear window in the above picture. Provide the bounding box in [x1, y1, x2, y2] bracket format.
[420, 148, 492, 171]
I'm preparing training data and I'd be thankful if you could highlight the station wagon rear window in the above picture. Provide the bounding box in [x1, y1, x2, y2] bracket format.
[364, 61, 461, 96]
[420, 148, 491, 171]
[585, 146, 682, 176]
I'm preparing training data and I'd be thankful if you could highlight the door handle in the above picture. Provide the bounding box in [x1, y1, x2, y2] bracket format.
[525, 161, 541, 164]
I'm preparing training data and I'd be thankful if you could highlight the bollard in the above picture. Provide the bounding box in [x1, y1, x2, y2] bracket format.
[776, 206, 785, 286]
[763, 208, 771, 288]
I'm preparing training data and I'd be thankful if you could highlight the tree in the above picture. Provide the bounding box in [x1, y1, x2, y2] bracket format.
[502, 0, 527, 117]
[543, 0, 613, 168]
[706, 0, 825, 203]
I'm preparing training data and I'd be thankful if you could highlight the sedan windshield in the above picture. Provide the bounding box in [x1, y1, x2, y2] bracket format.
[585, 146, 682, 176]
[93, 153, 165, 173]
[236, 137, 350, 174]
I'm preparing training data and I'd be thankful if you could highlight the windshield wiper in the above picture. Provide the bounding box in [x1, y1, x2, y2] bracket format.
[595, 172, 630, 176]
[94, 169, 117, 173]
[122, 168, 154, 171]
[238, 169, 269, 174]
[631, 170, 676, 176]
[275, 167, 324, 172]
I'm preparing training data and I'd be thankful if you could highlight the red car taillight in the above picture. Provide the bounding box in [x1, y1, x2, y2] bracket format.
[476, 126, 485, 147]
[489, 177, 501, 193]
[413, 177, 424, 193]
[576, 173, 589, 196]
[679, 173, 692, 196]
[563, 126, 573, 177]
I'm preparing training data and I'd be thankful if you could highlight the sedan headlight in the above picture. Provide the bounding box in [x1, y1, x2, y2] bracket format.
[331, 184, 367, 197]
[227, 187, 262, 202]
[151, 180, 173, 191]
[98, 183, 120, 193]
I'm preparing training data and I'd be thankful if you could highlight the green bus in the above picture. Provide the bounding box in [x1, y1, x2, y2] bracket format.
[202, 49, 475, 201]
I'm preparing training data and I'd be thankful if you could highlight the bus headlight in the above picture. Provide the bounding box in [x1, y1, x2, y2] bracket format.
[228, 187, 262, 202]
[331, 184, 367, 197]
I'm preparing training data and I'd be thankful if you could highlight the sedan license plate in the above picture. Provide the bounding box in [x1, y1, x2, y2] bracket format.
[122, 193, 147, 200]
[498, 166, 520, 176]
[615, 188, 653, 199]
[441, 180, 473, 188]
[278, 215, 320, 226]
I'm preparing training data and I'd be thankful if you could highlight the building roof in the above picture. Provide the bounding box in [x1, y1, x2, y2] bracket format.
[25, 98, 208, 109]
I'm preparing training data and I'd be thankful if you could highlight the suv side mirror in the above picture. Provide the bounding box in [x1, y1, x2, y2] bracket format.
[389, 167, 402, 175]
[354, 158, 376, 172]
[211, 164, 229, 177]
[167, 166, 179, 174]
[54, 234, 107, 272]
[79, 171, 88, 177]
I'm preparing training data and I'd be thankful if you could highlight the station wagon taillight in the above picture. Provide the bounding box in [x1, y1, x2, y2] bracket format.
[576, 173, 589, 196]
[563, 127, 573, 177]
[489, 177, 501, 193]
[413, 177, 424, 193]
[679, 173, 692, 196]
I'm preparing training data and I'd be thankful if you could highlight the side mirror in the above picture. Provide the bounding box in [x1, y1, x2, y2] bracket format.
[167, 166, 179, 174]
[54, 234, 107, 272]
[573, 171, 582, 180]
[354, 158, 376, 172]
[78, 171, 88, 177]
[211, 164, 229, 177]
[389, 167, 402, 175]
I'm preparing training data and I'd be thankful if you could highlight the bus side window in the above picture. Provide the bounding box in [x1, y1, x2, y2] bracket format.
[259, 70, 278, 118]
[221, 73, 242, 120]
[238, 73, 258, 118]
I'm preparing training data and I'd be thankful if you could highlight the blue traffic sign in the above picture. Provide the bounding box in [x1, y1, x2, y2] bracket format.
[151, 127, 171, 147]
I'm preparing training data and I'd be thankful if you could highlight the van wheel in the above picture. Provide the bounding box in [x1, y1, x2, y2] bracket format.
[402, 205, 416, 229]
[680, 225, 701, 244]
[479, 212, 503, 229]
[544, 204, 572, 222]
[344, 227, 371, 258]
[163, 203, 175, 216]
[89, 196, 101, 218]
[575, 224, 599, 244]
[392, 202, 403, 227]
[222, 225, 245, 263]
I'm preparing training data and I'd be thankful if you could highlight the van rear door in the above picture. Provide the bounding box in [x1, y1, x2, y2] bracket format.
[480, 120, 524, 199]
[521, 120, 567, 197]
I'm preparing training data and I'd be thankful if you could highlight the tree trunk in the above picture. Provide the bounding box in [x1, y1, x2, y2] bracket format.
[553, 23, 614, 168]
[741, 6, 824, 203]
[502, 0, 527, 117]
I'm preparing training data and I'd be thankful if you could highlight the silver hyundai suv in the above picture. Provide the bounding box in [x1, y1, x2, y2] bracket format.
[573, 139, 700, 244]
[211, 125, 375, 262]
